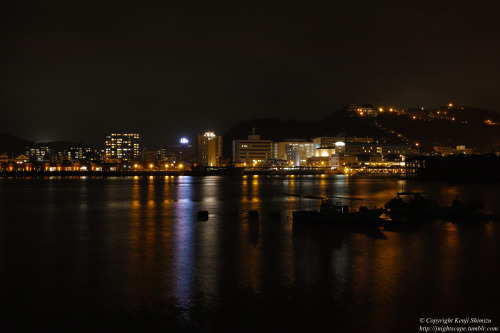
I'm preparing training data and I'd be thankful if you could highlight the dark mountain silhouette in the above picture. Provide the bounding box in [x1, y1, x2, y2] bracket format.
[376, 113, 500, 151]
[37, 141, 88, 152]
[0, 133, 34, 157]
[0, 134, 92, 158]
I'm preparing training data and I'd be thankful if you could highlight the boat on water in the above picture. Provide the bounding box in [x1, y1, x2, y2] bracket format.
[288, 194, 385, 225]
[384, 192, 438, 220]
[436, 198, 497, 222]
[385, 192, 497, 223]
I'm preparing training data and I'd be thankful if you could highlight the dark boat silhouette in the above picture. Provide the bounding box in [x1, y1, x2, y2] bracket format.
[385, 192, 498, 223]
[384, 192, 438, 220]
[286, 194, 385, 225]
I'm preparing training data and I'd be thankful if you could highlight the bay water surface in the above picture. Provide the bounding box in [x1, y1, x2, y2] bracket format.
[1, 175, 499, 332]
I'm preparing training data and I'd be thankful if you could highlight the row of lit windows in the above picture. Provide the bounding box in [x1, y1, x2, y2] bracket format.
[110, 133, 139, 138]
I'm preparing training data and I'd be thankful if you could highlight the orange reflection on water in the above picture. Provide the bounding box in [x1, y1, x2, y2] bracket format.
[127, 178, 176, 305]
[241, 174, 261, 209]
[238, 220, 262, 293]
[368, 233, 403, 329]
[485, 222, 495, 237]
[434, 227, 460, 313]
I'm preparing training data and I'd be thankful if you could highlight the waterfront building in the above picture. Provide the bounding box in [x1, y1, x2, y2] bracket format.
[455, 145, 474, 155]
[232, 132, 272, 165]
[380, 143, 411, 155]
[273, 140, 316, 166]
[15, 155, 30, 164]
[68, 146, 94, 161]
[433, 145, 474, 156]
[160, 138, 194, 165]
[104, 133, 140, 162]
[0, 153, 8, 163]
[312, 137, 337, 148]
[315, 140, 409, 172]
[194, 132, 223, 167]
[307, 156, 329, 167]
[312, 136, 374, 148]
[25, 145, 51, 162]
[329, 155, 359, 170]
[142, 148, 159, 167]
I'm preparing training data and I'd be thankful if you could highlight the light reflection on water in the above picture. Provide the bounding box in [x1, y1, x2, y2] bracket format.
[0, 175, 499, 331]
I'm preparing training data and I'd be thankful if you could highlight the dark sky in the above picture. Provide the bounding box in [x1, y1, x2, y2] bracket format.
[2, 0, 499, 147]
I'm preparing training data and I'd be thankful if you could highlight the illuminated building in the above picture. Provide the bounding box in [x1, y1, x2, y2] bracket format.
[311, 140, 410, 172]
[355, 104, 378, 117]
[273, 140, 316, 166]
[159, 138, 194, 165]
[0, 153, 8, 163]
[433, 145, 474, 156]
[232, 131, 272, 165]
[25, 145, 51, 162]
[68, 146, 95, 161]
[15, 155, 30, 164]
[104, 133, 140, 162]
[346, 102, 380, 116]
[456, 145, 474, 155]
[312, 136, 374, 148]
[194, 132, 223, 167]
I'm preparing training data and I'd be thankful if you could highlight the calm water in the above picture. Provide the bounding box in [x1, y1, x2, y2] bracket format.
[0, 175, 499, 332]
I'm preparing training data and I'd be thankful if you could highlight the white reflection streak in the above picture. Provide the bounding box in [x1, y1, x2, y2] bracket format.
[198, 178, 219, 296]
[331, 245, 349, 298]
[173, 177, 195, 309]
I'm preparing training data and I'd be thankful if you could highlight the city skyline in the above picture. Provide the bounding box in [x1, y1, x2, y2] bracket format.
[2, 1, 499, 146]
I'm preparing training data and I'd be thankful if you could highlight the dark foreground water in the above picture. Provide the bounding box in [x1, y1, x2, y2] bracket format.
[1, 175, 499, 332]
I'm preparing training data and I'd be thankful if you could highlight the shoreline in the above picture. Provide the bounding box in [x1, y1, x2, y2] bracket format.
[0, 170, 404, 178]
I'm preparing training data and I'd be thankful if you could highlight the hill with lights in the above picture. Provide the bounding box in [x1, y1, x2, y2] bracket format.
[223, 105, 500, 157]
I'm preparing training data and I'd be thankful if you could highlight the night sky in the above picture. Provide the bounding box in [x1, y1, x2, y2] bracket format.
[1, 1, 499, 147]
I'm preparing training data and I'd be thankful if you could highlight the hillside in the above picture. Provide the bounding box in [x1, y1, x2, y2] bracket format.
[0, 133, 34, 157]
[375, 107, 500, 151]
[223, 106, 500, 157]
[222, 110, 400, 157]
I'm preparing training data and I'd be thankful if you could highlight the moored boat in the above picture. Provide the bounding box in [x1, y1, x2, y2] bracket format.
[290, 195, 385, 225]
[384, 192, 438, 220]
[385, 192, 497, 223]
